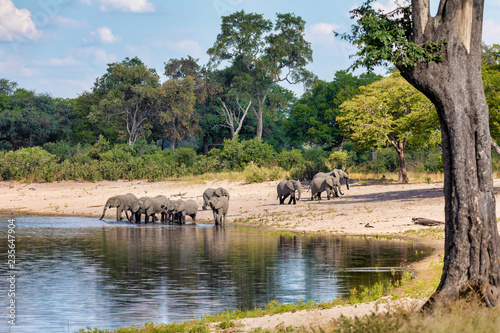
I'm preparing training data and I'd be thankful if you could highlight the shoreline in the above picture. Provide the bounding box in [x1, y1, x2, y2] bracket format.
[3, 178, 494, 331]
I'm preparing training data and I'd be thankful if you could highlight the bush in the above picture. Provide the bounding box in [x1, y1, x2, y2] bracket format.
[328, 151, 350, 170]
[43, 140, 76, 161]
[216, 136, 277, 170]
[277, 149, 305, 170]
[244, 162, 268, 183]
[0, 147, 58, 182]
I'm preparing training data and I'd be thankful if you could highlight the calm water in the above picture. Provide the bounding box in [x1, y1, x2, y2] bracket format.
[0, 216, 432, 333]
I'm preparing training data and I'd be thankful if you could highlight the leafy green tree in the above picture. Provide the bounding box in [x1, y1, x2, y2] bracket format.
[157, 76, 197, 149]
[338, 73, 439, 183]
[89, 57, 162, 147]
[208, 10, 314, 139]
[286, 71, 381, 149]
[482, 44, 500, 149]
[0, 88, 73, 149]
[339, 0, 500, 307]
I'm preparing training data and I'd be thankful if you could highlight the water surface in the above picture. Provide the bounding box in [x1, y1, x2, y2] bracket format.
[0, 216, 432, 333]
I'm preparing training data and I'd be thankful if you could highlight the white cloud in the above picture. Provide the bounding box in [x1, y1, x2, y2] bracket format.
[169, 40, 203, 57]
[0, 53, 37, 77]
[306, 23, 339, 46]
[83, 0, 155, 13]
[46, 56, 83, 67]
[49, 15, 86, 29]
[77, 47, 117, 64]
[95, 26, 120, 44]
[483, 20, 500, 45]
[0, 0, 41, 41]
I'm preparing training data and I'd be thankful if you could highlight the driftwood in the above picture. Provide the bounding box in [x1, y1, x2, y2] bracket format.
[412, 217, 444, 226]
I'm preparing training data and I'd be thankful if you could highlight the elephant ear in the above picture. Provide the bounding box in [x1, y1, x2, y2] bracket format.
[326, 176, 334, 187]
[143, 198, 153, 210]
[214, 198, 225, 209]
[286, 181, 295, 191]
[215, 188, 223, 197]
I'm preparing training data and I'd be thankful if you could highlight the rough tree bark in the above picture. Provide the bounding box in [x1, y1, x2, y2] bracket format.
[390, 140, 409, 183]
[398, 0, 500, 306]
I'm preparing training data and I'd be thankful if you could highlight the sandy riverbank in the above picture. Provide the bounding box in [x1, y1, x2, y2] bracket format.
[2, 178, 500, 331]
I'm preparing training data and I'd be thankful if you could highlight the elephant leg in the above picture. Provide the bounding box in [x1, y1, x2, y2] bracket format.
[291, 195, 296, 205]
[115, 208, 121, 221]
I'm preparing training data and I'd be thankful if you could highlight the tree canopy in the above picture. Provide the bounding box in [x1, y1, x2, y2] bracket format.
[338, 73, 439, 182]
[208, 10, 314, 139]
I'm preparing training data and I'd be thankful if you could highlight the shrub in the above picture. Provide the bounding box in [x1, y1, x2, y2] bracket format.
[0, 147, 58, 182]
[277, 149, 305, 170]
[328, 151, 350, 170]
[244, 162, 268, 183]
[43, 140, 76, 161]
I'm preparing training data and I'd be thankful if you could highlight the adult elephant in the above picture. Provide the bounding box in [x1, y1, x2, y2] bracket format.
[202, 187, 230, 210]
[277, 180, 301, 205]
[208, 196, 229, 226]
[126, 195, 169, 223]
[313, 169, 350, 191]
[310, 176, 343, 201]
[170, 199, 198, 224]
[99, 193, 137, 221]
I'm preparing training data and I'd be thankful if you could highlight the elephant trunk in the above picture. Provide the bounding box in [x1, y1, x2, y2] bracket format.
[125, 209, 133, 222]
[296, 186, 301, 201]
[345, 179, 350, 190]
[338, 187, 344, 196]
[99, 207, 107, 220]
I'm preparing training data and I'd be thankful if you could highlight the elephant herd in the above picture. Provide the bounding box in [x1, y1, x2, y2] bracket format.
[277, 169, 350, 205]
[99, 187, 230, 226]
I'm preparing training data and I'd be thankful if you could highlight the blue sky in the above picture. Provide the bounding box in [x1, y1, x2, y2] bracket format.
[1, 0, 500, 99]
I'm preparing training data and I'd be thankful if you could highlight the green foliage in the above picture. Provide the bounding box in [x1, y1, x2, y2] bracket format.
[328, 151, 350, 170]
[276, 149, 305, 170]
[214, 136, 276, 170]
[336, 0, 446, 71]
[0, 147, 58, 182]
[286, 71, 381, 149]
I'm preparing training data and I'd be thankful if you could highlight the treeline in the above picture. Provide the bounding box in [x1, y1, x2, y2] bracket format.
[0, 136, 447, 183]
[0, 10, 499, 183]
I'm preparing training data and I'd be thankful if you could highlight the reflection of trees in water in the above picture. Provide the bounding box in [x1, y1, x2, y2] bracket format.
[7, 224, 432, 313]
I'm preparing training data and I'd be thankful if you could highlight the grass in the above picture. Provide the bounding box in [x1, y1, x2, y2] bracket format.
[403, 227, 445, 240]
[349, 171, 444, 184]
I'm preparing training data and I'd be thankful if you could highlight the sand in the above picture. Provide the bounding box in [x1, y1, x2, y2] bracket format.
[2, 178, 500, 331]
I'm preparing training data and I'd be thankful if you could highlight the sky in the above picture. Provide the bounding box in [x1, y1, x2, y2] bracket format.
[1, 0, 500, 99]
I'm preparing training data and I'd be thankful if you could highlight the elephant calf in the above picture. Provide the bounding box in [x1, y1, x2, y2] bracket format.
[100, 193, 137, 221]
[208, 196, 229, 226]
[172, 199, 198, 224]
[310, 176, 343, 201]
[277, 180, 301, 205]
[202, 187, 230, 210]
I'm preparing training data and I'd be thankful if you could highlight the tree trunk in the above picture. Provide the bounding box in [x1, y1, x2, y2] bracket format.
[392, 141, 408, 183]
[399, 0, 500, 307]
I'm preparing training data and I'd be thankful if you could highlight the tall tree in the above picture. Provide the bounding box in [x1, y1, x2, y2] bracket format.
[338, 73, 439, 183]
[89, 57, 161, 147]
[339, 0, 500, 306]
[286, 70, 381, 149]
[158, 76, 197, 149]
[208, 10, 314, 139]
[0, 88, 73, 149]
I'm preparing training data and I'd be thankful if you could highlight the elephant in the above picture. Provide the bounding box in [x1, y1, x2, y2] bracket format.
[310, 176, 344, 201]
[313, 169, 350, 191]
[126, 195, 169, 223]
[202, 187, 230, 210]
[169, 199, 198, 224]
[277, 180, 302, 205]
[99, 193, 137, 221]
[208, 196, 229, 226]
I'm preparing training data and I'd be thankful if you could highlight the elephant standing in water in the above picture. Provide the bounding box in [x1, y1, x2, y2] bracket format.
[310, 176, 343, 200]
[126, 195, 169, 223]
[168, 199, 198, 224]
[99, 193, 137, 221]
[202, 187, 230, 210]
[208, 196, 229, 226]
[277, 180, 302, 204]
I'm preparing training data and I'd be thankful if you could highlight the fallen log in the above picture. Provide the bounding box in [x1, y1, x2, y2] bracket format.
[411, 217, 444, 226]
